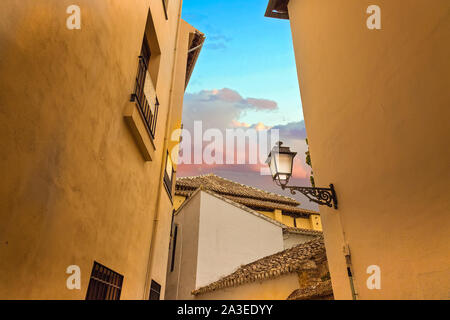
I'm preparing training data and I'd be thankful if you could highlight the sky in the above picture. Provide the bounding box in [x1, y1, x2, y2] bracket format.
[178, 0, 319, 210]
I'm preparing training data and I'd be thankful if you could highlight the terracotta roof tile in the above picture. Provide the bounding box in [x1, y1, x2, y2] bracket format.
[192, 236, 326, 296]
[176, 174, 318, 216]
[287, 280, 334, 300]
[283, 227, 323, 236]
[220, 195, 319, 216]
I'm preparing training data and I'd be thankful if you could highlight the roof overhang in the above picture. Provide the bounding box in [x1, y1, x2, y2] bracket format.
[185, 31, 205, 89]
[265, 0, 290, 19]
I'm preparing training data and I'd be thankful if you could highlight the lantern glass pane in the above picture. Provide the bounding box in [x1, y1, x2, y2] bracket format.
[275, 153, 293, 176]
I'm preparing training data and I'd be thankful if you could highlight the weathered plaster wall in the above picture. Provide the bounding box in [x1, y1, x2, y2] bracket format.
[0, 0, 191, 299]
[287, 0, 450, 299]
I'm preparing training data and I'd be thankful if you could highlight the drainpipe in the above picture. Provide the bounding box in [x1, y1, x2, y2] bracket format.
[343, 243, 358, 300]
[143, 0, 184, 300]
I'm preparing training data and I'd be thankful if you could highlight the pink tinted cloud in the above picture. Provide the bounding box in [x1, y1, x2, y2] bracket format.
[246, 98, 278, 110]
[198, 88, 279, 111]
[180, 88, 315, 209]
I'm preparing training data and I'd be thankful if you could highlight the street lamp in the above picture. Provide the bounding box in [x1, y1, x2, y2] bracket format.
[266, 141, 338, 209]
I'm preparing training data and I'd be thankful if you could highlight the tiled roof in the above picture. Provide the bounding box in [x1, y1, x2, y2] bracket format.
[192, 236, 326, 296]
[220, 195, 318, 216]
[176, 174, 318, 216]
[287, 280, 334, 300]
[283, 227, 323, 236]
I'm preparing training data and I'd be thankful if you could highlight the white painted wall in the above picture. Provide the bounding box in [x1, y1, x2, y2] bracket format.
[196, 192, 284, 288]
[165, 191, 202, 300]
[283, 232, 317, 249]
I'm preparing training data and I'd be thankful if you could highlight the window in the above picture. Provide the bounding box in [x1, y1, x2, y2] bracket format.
[149, 280, 161, 300]
[131, 35, 159, 140]
[85, 262, 124, 300]
[162, 0, 169, 19]
[170, 225, 178, 272]
[164, 151, 174, 198]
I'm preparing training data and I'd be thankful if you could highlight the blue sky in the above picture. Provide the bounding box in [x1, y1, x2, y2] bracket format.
[182, 0, 304, 127]
[179, 1, 317, 210]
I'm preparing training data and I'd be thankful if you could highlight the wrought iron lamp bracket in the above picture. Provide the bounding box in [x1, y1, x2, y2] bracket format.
[281, 184, 338, 210]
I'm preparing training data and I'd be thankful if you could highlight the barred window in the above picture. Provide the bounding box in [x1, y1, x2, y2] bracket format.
[85, 262, 124, 300]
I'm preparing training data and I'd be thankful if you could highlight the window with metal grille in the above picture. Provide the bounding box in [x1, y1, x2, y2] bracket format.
[131, 35, 159, 140]
[164, 151, 174, 198]
[85, 262, 124, 300]
[149, 280, 161, 300]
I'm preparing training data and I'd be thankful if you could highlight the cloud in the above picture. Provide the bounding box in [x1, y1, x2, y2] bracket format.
[178, 89, 316, 210]
[206, 42, 228, 51]
[200, 29, 233, 51]
[183, 88, 278, 130]
[246, 98, 278, 110]
[272, 121, 307, 140]
[208, 34, 232, 43]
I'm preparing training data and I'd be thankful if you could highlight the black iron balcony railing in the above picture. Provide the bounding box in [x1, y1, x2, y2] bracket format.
[131, 55, 159, 140]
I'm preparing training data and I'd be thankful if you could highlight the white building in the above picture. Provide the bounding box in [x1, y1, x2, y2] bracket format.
[165, 174, 323, 300]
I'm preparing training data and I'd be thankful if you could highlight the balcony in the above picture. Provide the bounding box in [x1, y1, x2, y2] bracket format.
[131, 56, 159, 140]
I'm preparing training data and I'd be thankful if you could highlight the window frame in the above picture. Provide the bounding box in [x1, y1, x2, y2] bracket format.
[162, 0, 169, 20]
[170, 224, 178, 272]
[131, 36, 159, 140]
[85, 261, 124, 300]
[149, 280, 162, 300]
[163, 151, 174, 199]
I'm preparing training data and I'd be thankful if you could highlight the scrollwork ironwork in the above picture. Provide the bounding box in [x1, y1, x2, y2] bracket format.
[282, 184, 338, 209]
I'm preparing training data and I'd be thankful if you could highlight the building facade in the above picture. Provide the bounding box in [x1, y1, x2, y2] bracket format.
[192, 237, 332, 300]
[166, 174, 325, 299]
[174, 174, 323, 232]
[265, 0, 450, 299]
[0, 0, 203, 299]
[166, 189, 285, 300]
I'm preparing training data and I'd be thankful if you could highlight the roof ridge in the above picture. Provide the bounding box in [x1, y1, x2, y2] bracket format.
[177, 173, 215, 180]
[283, 226, 323, 235]
[192, 236, 325, 296]
[241, 236, 324, 268]
[177, 173, 300, 205]
[212, 174, 299, 204]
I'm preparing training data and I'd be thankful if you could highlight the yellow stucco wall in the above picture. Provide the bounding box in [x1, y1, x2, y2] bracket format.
[173, 195, 187, 211]
[287, 0, 450, 299]
[0, 0, 199, 299]
[257, 210, 276, 221]
[310, 215, 322, 231]
[295, 217, 312, 230]
[194, 273, 300, 300]
[281, 215, 295, 227]
[247, 209, 323, 231]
